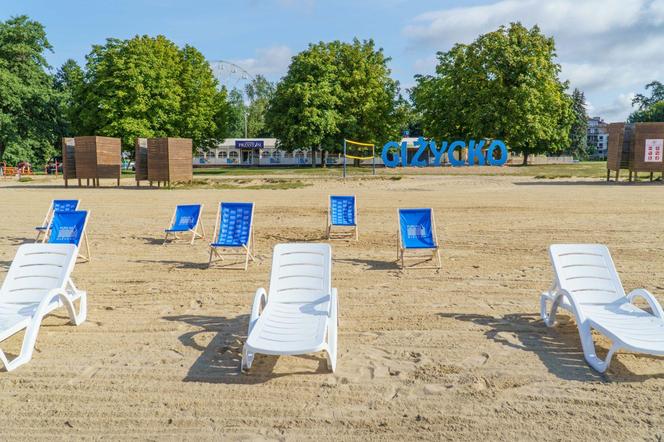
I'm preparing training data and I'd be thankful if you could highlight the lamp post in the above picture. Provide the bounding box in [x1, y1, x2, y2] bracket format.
[244, 112, 248, 138]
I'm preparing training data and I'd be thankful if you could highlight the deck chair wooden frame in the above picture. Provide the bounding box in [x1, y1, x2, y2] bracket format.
[163, 204, 205, 245]
[208, 202, 255, 270]
[397, 208, 441, 269]
[326, 195, 358, 241]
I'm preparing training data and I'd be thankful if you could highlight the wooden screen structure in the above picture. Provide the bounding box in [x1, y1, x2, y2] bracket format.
[607, 123, 664, 182]
[146, 137, 193, 187]
[631, 123, 664, 181]
[135, 137, 148, 185]
[61, 137, 77, 187]
[73, 136, 122, 187]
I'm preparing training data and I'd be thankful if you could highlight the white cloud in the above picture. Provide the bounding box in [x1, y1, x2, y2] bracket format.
[595, 93, 636, 122]
[403, 0, 664, 120]
[232, 45, 293, 78]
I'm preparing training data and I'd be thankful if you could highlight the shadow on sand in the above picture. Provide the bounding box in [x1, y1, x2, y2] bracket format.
[513, 180, 663, 187]
[133, 259, 210, 270]
[163, 314, 330, 384]
[334, 257, 400, 271]
[440, 312, 664, 382]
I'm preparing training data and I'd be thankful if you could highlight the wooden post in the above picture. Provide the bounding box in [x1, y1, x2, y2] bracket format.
[606, 169, 610, 182]
[615, 170, 619, 181]
[650, 172, 654, 181]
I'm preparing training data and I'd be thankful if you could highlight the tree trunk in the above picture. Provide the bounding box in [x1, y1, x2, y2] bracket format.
[311, 146, 316, 168]
[522, 152, 529, 166]
[322, 149, 327, 168]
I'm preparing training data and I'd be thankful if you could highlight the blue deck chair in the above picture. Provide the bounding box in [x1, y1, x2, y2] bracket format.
[397, 208, 441, 269]
[163, 204, 205, 245]
[326, 195, 358, 240]
[35, 199, 80, 241]
[45, 210, 91, 262]
[209, 202, 255, 270]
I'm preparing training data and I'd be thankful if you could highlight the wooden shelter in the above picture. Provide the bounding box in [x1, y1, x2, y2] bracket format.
[62, 136, 121, 187]
[146, 137, 193, 187]
[135, 138, 148, 185]
[607, 123, 664, 182]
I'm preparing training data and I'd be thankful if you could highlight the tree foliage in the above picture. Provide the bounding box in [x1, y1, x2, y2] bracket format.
[245, 75, 275, 137]
[266, 39, 402, 161]
[68, 35, 230, 150]
[412, 23, 574, 164]
[628, 81, 664, 123]
[0, 15, 63, 165]
[569, 88, 589, 159]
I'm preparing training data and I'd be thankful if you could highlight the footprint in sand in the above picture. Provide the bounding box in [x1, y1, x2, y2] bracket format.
[463, 352, 490, 368]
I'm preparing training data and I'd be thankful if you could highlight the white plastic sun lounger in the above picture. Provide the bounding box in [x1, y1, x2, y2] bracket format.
[0, 243, 86, 371]
[241, 243, 338, 373]
[541, 244, 664, 373]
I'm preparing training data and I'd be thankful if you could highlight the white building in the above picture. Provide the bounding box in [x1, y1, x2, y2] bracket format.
[194, 138, 351, 167]
[588, 117, 609, 160]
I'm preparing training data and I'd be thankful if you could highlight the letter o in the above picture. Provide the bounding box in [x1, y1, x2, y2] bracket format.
[487, 140, 508, 166]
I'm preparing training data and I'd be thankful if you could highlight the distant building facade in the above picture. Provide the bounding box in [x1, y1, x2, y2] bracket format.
[588, 117, 609, 160]
[193, 138, 344, 167]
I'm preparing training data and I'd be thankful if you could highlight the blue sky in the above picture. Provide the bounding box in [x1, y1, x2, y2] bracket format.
[3, 0, 664, 121]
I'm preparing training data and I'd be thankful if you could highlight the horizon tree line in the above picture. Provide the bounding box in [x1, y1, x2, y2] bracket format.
[1, 15, 661, 167]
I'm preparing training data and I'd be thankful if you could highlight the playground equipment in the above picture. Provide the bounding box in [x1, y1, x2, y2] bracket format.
[140, 137, 193, 187]
[1, 162, 32, 177]
[607, 122, 664, 182]
[343, 139, 375, 178]
[61, 136, 122, 187]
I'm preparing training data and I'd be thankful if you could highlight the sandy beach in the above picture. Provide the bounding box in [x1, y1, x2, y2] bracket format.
[1, 173, 663, 440]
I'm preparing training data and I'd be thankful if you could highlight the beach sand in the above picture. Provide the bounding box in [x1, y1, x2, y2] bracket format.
[1, 173, 663, 440]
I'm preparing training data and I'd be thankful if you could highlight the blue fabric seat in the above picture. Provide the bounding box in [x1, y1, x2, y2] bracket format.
[46, 210, 91, 262]
[165, 205, 202, 233]
[327, 195, 358, 240]
[330, 196, 356, 227]
[397, 208, 441, 268]
[209, 202, 255, 270]
[35, 199, 80, 234]
[163, 204, 205, 245]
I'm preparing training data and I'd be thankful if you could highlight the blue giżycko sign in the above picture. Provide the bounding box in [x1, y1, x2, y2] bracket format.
[235, 140, 264, 149]
[381, 137, 508, 167]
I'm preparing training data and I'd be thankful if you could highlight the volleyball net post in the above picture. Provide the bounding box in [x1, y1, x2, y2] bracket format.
[343, 139, 376, 179]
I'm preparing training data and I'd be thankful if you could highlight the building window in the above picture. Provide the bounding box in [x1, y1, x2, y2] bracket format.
[229, 151, 238, 159]
[219, 151, 227, 159]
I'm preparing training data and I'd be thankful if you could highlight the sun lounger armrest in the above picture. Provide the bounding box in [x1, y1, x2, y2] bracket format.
[35, 288, 70, 319]
[627, 289, 664, 319]
[249, 288, 268, 335]
[541, 288, 585, 326]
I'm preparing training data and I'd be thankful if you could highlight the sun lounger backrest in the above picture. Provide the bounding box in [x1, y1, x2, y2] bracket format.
[0, 244, 77, 303]
[549, 244, 626, 304]
[330, 196, 356, 226]
[269, 243, 331, 303]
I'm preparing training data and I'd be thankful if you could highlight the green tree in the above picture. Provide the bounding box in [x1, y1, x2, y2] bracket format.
[0, 15, 62, 165]
[73, 35, 230, 151]
[628, 81, 664, 123]
[266, 39, 401, 166]
[412, 23, 573, 165]
[245, 75, 275, 137]
[568, 88, 589, 159]
[54, 58, 85, 138]
[224, 88, 247, 137]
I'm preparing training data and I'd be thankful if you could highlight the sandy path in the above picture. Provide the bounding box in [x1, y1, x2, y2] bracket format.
[0, 174, 663, 440]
